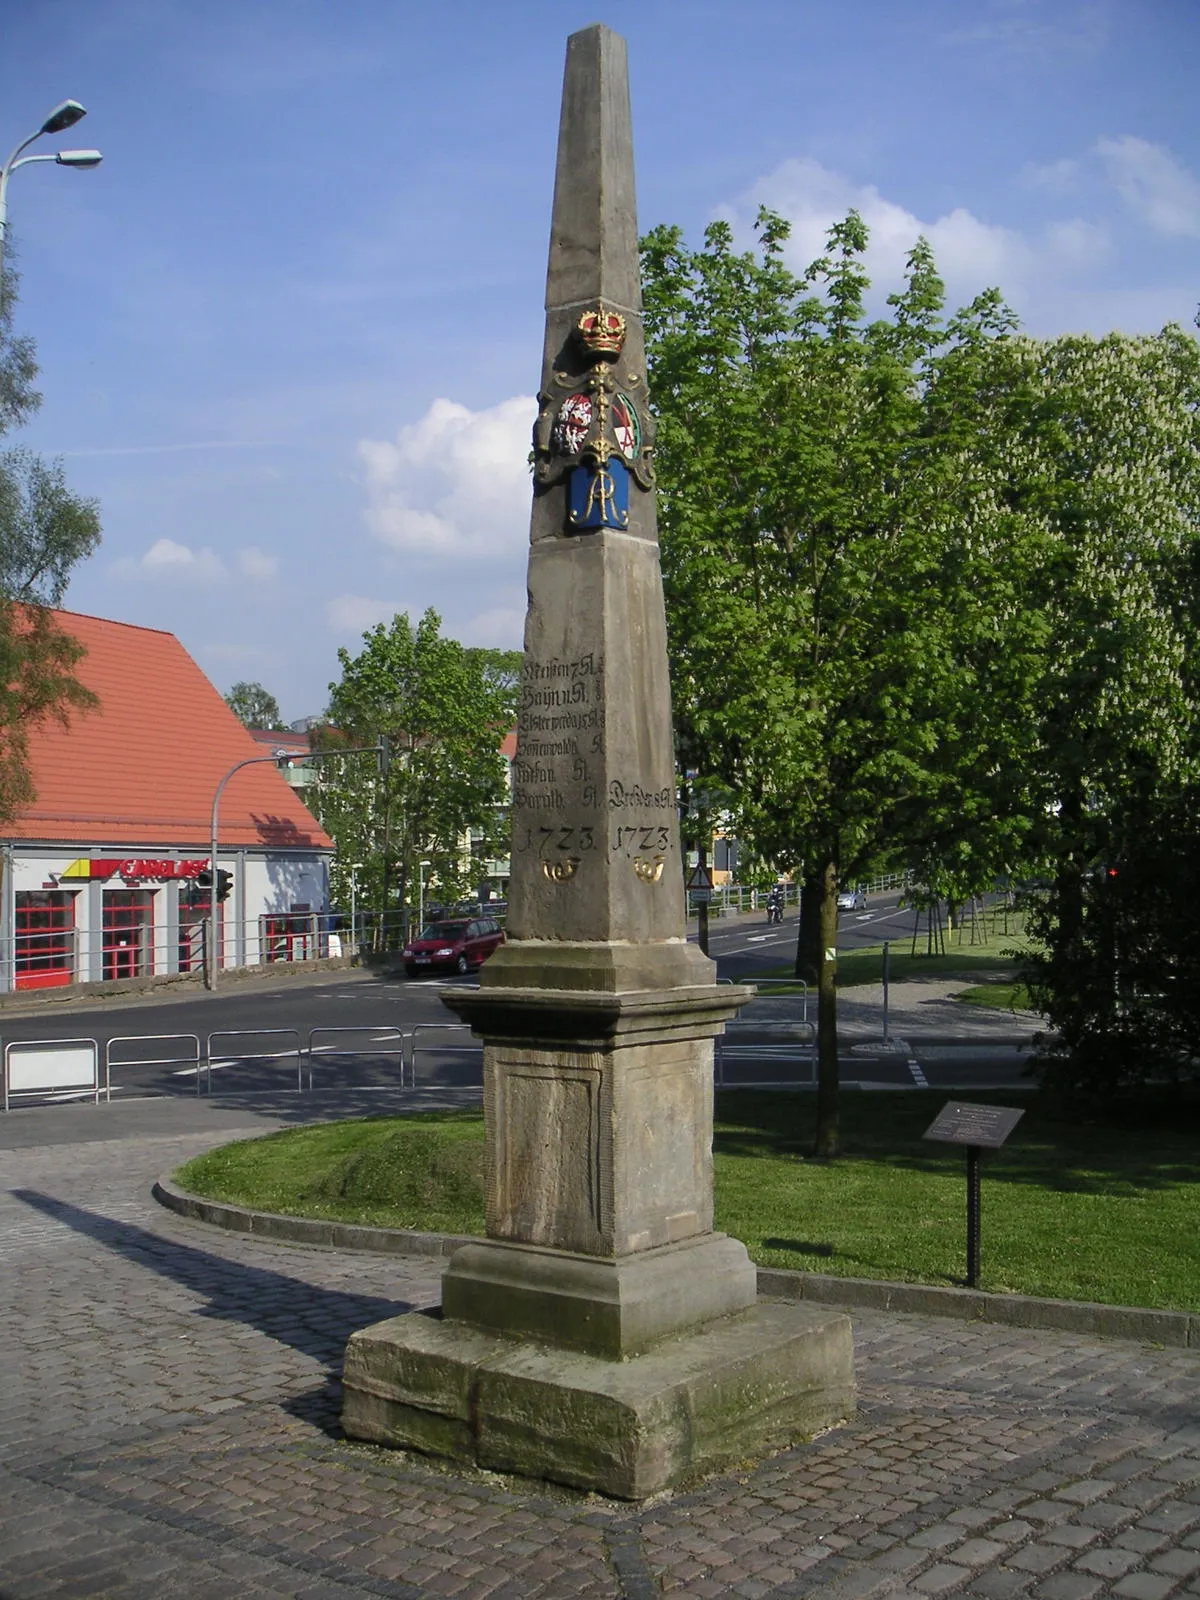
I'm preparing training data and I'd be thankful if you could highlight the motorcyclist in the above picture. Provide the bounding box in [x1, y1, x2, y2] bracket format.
[766, 884, 784, 924]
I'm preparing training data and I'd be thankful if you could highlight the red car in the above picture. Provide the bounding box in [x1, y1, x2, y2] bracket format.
[403, 916, 505, 977]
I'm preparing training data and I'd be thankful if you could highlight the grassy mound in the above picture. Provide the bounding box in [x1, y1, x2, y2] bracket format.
[173, 1092, 1200, 1311]
[177, 1109, 486, 1233]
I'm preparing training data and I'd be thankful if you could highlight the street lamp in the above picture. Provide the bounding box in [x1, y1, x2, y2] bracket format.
[207, 742, 385, 990]
[348, 861, 364, 954]
[1, 100, 103, 281]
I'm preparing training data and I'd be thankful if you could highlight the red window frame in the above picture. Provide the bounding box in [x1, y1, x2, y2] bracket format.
[14, 891, 77, 990]
[103, 890, 155, 982]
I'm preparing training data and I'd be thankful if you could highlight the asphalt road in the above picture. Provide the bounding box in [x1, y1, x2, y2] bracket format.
[1, 895, 1036, 1104]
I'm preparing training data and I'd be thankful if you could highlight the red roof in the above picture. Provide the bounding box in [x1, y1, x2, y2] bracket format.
[8, 609, 333, 851]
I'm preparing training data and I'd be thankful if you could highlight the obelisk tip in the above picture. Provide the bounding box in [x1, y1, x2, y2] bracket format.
[546, 22, 638, 312]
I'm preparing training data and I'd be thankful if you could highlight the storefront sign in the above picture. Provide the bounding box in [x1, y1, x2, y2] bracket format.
[59, 858, 209, 883]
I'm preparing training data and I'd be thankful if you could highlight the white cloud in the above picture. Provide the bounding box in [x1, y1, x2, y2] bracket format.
[1044, 217, 1111, 268]
[1019, 158, 1081, 192]
[113, 537, 227, 583]
[358, 395, 535, 559]
[943, 6, 1110, 59]
[1097, 136, 1200, 239]
[461, 603, 526, 651]
[726, 156, 1117, 313]
[111, 538, 281, 585]
[326, 594, 405, 635]
[236, 546, 280, 581]
[61, 440, 278, 459]
[728, 157, 1033, 295]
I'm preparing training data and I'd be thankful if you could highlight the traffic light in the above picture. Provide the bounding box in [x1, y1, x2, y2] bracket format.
[194, 868, 233, 902]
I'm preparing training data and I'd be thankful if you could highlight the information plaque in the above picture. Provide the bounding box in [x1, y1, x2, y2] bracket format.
[923, 1101, 1024, 1150]
[921, 1101, 1025, 1288]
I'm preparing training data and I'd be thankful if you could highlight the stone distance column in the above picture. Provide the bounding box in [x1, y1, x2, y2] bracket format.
[341, 24, 854, 1499]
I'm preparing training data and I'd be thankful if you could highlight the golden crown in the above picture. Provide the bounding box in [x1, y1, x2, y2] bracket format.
[576, 306, 626, 359]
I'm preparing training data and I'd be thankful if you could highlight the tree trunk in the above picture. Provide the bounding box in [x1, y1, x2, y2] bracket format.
[794, 873, 821, 983]
[813, 856, 840, 1158]
[1057, 787, 1085, 958]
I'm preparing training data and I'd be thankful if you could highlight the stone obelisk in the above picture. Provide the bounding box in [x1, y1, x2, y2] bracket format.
[341, 24, 854, 1498]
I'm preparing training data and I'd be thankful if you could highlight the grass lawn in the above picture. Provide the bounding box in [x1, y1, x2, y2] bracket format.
[174, 1090, 1200, 1312]
[954, 981, 1037, 1013]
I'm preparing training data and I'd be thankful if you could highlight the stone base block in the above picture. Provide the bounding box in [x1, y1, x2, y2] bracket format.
[342, 1298, 855, 1499]
[441, 1233, 757, 1357]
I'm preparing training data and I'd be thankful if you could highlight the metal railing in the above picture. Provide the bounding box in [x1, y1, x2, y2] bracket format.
[408, 1023, 482, 1085]
[204, 1029, 305, 1095]
[715, 1018, 817, 1089]
[693, 883, 801, 918]
[105, 1033, 201, 1096]
[749, 977, 810, 1022]
[307, 1027, 409, 1091]
[0, 915, 350, 994]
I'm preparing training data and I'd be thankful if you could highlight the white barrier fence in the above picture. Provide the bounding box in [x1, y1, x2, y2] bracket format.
[2, 1039, 100, 1111]
[0, 1023, 487, 1106]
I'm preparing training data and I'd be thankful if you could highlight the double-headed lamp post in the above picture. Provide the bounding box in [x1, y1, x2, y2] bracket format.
[1, 100, 103, 283]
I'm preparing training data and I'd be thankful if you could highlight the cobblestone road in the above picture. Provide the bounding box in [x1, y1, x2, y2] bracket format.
[2, 1097, 1197, 1599]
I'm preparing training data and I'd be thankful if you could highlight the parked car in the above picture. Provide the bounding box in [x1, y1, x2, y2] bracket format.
[836, 888, 867, 912]
[403, 916, 505, 977]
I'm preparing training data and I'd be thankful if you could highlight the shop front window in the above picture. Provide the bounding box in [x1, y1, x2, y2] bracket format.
[15, 891, 77, 990]
[103, 890, 154, 981]
[261, 911, 317, 963]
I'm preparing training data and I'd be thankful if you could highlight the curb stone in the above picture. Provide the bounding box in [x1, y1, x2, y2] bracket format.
[152, 1174, 473, 1257]
[154, 1173, 1199, 1348]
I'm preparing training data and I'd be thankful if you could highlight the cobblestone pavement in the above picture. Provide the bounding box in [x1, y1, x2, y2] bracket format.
[2, 1101, 1197, 1599]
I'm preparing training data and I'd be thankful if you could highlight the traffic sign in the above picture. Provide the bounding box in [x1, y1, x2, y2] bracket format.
[686, 862, 713, 892]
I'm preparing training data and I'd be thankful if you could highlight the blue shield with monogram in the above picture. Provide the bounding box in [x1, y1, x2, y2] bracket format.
[567, 456, 630, 533]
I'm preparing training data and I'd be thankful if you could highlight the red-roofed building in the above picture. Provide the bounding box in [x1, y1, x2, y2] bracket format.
[3, 610, 334, 991]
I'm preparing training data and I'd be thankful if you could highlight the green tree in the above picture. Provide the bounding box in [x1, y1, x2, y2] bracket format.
[641, 210, 1045, 1154]
[313, 609, 511, 935]
[224, 680, 286, 730]
[1003, 328, 1200, 1095]
[0, 261, 101, 830]
[463, 647, 523, 720]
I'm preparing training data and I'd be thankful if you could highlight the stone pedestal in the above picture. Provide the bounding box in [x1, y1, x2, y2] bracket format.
[342, 982, 854, 1496]
[343, 1300, 854, 1501]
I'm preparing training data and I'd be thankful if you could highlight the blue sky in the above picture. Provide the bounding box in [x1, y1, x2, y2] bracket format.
[4, 0, 1197, 722]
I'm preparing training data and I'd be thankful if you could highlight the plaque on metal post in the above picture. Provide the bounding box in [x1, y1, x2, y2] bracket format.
[923, 1102, 1025, 1149]
[923, 1101, 1025, 1289]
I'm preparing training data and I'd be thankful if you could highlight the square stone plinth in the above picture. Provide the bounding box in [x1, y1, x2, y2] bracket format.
[342, 1297, 855, 1499]
[440, 1233, 758, 1357]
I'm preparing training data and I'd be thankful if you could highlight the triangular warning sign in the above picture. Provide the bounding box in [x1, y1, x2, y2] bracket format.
[686, 862, 713, 891]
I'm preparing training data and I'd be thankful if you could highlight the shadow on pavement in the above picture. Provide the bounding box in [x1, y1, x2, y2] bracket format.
[11, 1188, 414, 1366]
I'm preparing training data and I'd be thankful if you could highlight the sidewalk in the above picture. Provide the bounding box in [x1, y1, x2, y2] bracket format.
[2, 1091, 1197, 1599]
